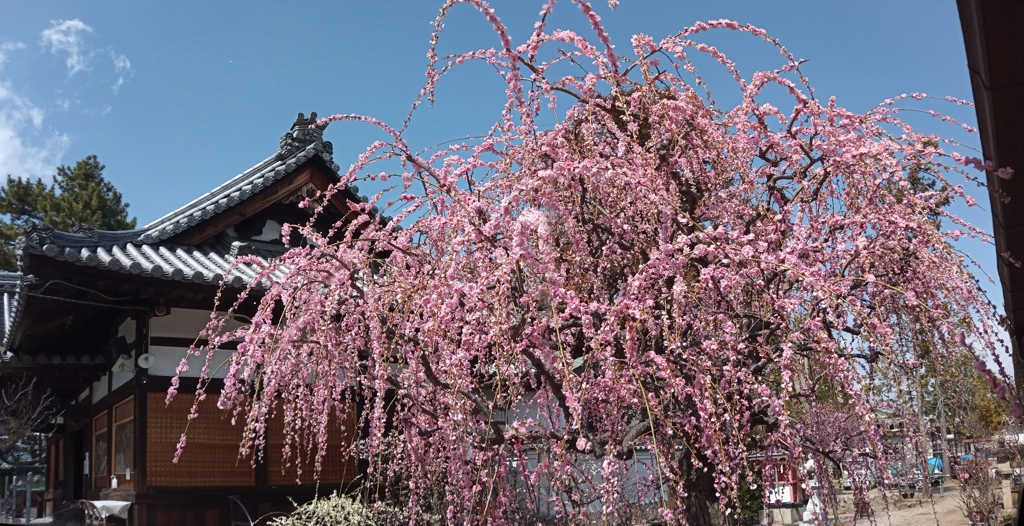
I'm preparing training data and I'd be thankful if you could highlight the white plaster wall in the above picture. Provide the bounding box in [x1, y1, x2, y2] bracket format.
[108, 318, 137, 390]
[252, 220, 282, 242]
[91, 372, 108, 404]
[502, 395, 660, 515]
[147, 346, 233, 378]
[150, 308, 247, 339]
[117, 318, 136, 345]
[111, 356, 134, 389]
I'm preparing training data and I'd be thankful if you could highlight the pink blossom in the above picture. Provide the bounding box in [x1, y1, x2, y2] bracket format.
[173, 4, 1013, 523]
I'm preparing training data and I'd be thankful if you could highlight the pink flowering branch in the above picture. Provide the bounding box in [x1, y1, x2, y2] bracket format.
[169, 3, 1015, 524]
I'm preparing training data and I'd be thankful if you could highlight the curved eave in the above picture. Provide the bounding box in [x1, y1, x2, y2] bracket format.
[19, 141, 358, 250]
[958, 0, 1024, 365]
[0, 272, 26, 356]
[24, 233, 288, 290]
[141, 142, 344, 243]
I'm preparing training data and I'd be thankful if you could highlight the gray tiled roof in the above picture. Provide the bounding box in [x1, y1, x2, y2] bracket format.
[140, 137, 340, 244]
[25, 229, 288, 287]
[32, 113, 348, 247]
[0, 271, 25, 356]
[17, 113, 349, 288]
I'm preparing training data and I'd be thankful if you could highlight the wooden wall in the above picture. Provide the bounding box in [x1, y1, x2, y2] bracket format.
[266, 406, 359, 486]
[139, 388, 359, 526]
[146, 392, 255, 488]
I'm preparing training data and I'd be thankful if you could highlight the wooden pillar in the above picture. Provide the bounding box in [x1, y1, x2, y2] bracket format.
[85, 386, 92, 496]
[134, 312, 150, 526]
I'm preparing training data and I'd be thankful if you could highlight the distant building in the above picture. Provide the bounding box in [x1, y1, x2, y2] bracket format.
[0, 113, 371, 526]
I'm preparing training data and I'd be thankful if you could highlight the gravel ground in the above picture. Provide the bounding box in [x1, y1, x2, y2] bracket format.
[830, 483, 1015, 526]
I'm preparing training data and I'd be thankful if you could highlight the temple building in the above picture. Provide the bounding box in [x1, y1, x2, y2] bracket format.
[0, 113, 364, 526]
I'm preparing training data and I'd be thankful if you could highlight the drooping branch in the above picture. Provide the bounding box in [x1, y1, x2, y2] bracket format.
[177, 6, 1010, 524]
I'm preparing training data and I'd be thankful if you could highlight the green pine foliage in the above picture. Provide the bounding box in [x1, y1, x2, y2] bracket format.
[0, 155, 136, 270]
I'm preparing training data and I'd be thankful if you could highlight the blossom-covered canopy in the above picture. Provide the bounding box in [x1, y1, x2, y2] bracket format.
[177, 2, 1012, 524]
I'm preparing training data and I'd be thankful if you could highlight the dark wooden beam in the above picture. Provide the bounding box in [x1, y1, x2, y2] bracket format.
[134, 313, 149, 498]
[172, 163, 353, 246]
[957, 0, 1024, 392]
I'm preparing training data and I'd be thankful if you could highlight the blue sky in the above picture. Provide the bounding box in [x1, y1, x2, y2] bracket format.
[0, 1, 975, 217]
[0, 1, 1003, 346]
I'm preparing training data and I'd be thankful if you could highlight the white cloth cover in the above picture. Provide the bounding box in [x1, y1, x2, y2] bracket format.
[89, 500, 132, 519]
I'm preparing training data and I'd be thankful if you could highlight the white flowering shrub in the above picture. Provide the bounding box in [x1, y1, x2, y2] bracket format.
[267, 493, 375, 526]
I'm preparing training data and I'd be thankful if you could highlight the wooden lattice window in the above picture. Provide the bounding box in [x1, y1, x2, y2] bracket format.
[112, 397, 134, 488]
[92, 412, 109, 488]
[146, 392, 255, 487]
[266, 402, 358, 486]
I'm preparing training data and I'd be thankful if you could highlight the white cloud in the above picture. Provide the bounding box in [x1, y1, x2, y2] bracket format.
[111, 52, 131, 93]
[0, 81, 68, 178]
[0, 42, 25, 69]
[40, 19, 93, 76]
[38, 20, 132, 95]
[112, 53, 130, 72]
[0, 83, 42, 128]
[0, 18, 132, 177]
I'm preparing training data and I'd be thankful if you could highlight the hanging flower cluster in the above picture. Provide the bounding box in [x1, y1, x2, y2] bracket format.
[176, 1, 1013, 524]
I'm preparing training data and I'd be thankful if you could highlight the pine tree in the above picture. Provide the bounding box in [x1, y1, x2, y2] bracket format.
[0, 155, 136, 270]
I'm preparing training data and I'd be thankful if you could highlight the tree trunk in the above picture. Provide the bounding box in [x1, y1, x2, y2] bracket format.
[673, 451, 720, 526]
[681, 491, 715, 526]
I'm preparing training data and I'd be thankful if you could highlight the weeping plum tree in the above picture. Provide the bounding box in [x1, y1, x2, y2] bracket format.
[176, 1, 1015, 524]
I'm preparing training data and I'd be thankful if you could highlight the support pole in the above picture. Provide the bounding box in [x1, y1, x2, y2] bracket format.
[936, 377, 950, 494]
[24, 472, 32, 524]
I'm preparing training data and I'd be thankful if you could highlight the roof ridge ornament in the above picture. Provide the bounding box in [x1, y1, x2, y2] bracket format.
[22, 110, 355, 247]
[279, 112, 333, 159]
[229, 240, 257, 258]
[293, 111, 319, 129]
[21, 221, 54, 248]
[68, 223, 100, 241]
